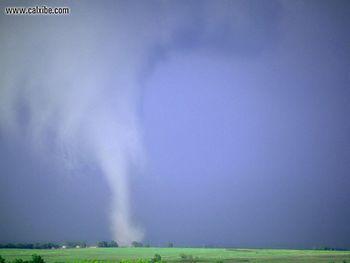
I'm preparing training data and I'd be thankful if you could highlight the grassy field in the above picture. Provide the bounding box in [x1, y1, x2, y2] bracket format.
[1, 248, 350, 263]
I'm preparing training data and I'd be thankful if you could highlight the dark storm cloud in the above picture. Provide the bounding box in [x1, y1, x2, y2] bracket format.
[170, 0, 283, 53]
[146, 0, 284, 72]
[139, 0, 350, 248]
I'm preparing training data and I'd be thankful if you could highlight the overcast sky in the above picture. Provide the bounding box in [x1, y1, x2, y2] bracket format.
[0, 0, 349, 249]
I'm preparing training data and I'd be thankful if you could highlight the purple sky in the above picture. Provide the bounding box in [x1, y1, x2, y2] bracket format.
[0, 0, 349, 248]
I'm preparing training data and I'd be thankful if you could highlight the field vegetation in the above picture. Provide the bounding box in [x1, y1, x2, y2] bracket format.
[1, 248, 350, 263]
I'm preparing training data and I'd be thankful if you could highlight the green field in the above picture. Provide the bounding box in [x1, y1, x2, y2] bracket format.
[1, 248, 350, 263]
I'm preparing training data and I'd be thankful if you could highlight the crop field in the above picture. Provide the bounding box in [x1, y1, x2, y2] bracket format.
[1, 248, 350, 263]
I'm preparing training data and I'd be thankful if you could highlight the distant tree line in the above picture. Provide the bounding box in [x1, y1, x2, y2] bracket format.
[131, 241, 143, 247]
[63, 241, 87, 248]
[313, 245, 348, 251]
[130, 242, 173, 248]
[0, 241, 88, 249]
[0, 240, 176, 249]
[0, 243, 59, 249]
[96, 241, 118, 248]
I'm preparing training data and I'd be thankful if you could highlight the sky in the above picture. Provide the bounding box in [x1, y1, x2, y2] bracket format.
[0, 0, 349, 249]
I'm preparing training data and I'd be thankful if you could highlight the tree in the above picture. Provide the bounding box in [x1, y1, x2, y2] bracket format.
[151, 254, 161, 262]
[0, 255, 5, 263]
[168, 242, 174, 248]
[97, 241, 108, 248]
[109, 241, 118, 247]
[31, 255, 45, 263]
[80, 242, 87, 248]
[131, 241, 143, 247]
